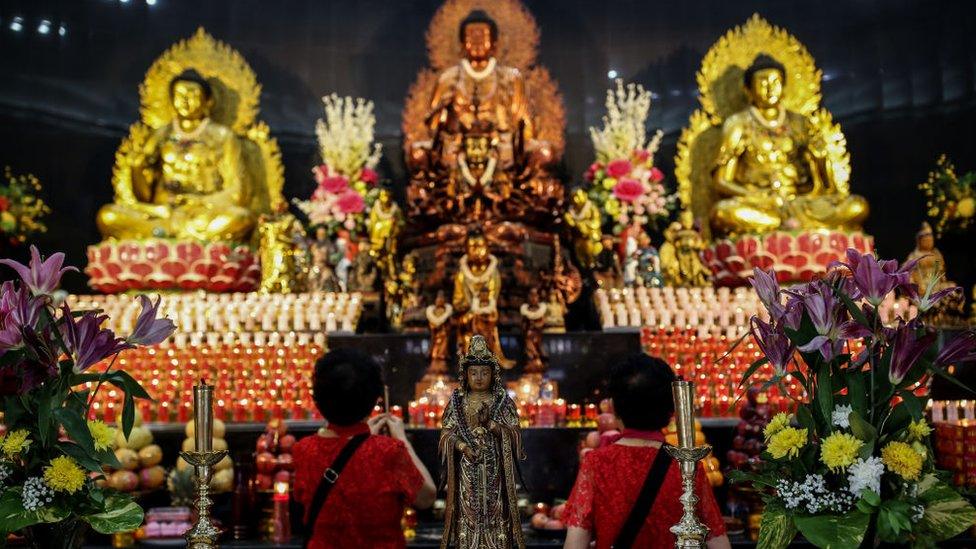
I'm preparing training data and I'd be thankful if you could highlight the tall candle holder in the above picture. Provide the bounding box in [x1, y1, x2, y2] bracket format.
[664, 380, 711, 549]
[181, 382, 228, 549]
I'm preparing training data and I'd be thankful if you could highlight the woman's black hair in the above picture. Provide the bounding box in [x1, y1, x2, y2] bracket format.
[169, 69, 213, 99]
[312, 348, 383, 426]
[458, 9, 499, 44]
[743, 54, 787, 87]
[608, 353, 677, 431]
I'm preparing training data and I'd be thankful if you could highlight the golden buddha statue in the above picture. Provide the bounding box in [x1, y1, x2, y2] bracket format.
[906, 222, 964, 324]
[367, 186, 403, 278]
[256, 205, 305, 294]
[453, 231, 501, 350]
[403, 6, 565, 226]
[563, 188, 603, 269]
[660, 211, 711, 287]
[675, 15, 869, 239]
[96, 29, 283, 244]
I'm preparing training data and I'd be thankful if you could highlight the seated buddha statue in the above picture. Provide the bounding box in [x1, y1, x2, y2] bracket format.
[97, 70, 254, 242]
[406, 9, 557, 225]
[452, 230, 502, 355]
[710, 55, 868, 236]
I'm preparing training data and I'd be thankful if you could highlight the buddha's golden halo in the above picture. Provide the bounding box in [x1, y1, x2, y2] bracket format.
[113, 27, 284, 213]
[674, 14, 849, 235]
[403, 0, 565, 158]
[139, 27, 260, 133]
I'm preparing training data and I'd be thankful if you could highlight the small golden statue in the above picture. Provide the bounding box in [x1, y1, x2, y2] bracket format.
[256, 206, 305, 293]
[305, 226, 340, 292]
[675, 15, 868, 238]
[439, 335, 525, 549]
[368, 185, 403, 279]
[453, 231, 501, 335]
[386, 254, 419, 330]
[403, 4, 565, 226]
[426, 290, 454, 378]
[660, 212, 711, 287]
[520, 288, 547, 375]
[906, 222, 964, 324]
[563, 188, 603, 269]
[592, 235, 622, 289]
[97, 29, 283, 243]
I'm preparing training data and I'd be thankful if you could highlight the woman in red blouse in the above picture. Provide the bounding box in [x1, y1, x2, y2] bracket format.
[293, 348, 436, 549]
[563, 354, 731, 549]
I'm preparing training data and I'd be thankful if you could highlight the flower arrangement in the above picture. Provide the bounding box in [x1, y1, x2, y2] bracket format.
[919, 154, 975, 237]
[294, 94, 383, 237]
[0, 247, 175, 545]
[730, 249, 976, 548]
[585, 79, 672, 233]
[1, 167, 50, 248]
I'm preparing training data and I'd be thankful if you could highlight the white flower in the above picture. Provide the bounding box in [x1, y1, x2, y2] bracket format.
[589, 80, 660, 162]
[832, 404, 854, 429]
[315, 94, 381, 178]
[22, 476, 54, 511]
[776, 474, 855, 514]
[847, 456, 884, 498]
[0, 463, 11, 484]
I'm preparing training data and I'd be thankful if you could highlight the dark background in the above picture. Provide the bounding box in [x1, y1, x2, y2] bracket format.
[1, 0, 975, 298]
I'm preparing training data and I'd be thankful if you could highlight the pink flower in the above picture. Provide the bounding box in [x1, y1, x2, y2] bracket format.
[0, 282, 43, 350]
[606, 159, 633, 179]
[336, 191, 365, 214]
[0, 246, 77, 297]
[321, 176, 350, 195]
[584, 162, 603, 182]
[127, 295, 176, 346]
[612, 178, 644, 203]
[634, 149, 650, 164]
[830, 248, 915, 306]
[0, 197, 8, 211]
[60, 305, 131, 373]
[888, 319, 937, 385]
[360, 167, 379, 186]
[936, 332, 976, 368]
[311, 164, 330, 185]
[750, 317, 795, 375]
[650, 166, 664, 183]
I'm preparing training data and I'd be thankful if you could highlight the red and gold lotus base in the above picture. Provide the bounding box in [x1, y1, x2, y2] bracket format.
[85, 239, 260, 293]
[703, 230, 875, 286]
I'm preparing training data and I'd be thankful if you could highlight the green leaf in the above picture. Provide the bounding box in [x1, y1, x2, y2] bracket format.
[914, 474, 976, 543]
[794, 510, 870, 549]
[107, 371, 151, 400]
[56, 441, 103, 473]
[861, 489, 881, 507]
[756, 506, 796, 549]
[82, 495, 144, 534]
[0, 488, 71, 533]
[120, 392, 135, 439]
[849, 410, 877, 445]
[815, 362, 834, 437]
[848, 369, 866, 414]
[878, 499, 913, 542]
[53, 407, 95, 455]
[796, 406, 815, 432]
[36, 390, 54, 447]
[739, 357, 770, 388]
[900, 392, 923, 420]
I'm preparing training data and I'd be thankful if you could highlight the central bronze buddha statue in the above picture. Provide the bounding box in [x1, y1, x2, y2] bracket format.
[711, 55, 868, 236]
[405, 9, 560, 226]
[97, 70, 254, 242]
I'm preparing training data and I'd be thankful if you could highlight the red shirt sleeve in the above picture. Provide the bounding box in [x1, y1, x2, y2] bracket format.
[563, 451, 595, 531]
[388, 439, 425, 505]
[694, 463, 727, 539]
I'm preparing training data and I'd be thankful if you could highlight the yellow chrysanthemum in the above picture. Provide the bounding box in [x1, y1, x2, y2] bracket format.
[1, 429, 31, 457]
[767, 427, 807, 460]
[602, 177, 617, 190]
[907, 419, 933, 442]
[820, 432, 863, 472]
[764, 413, 791, 441]
[43, 456, 86, 494]
[882, 441, 924, 481]
[87, 420, 116, 452]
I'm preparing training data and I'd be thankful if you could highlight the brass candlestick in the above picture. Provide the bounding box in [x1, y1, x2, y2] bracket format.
[664, 380, 711, 549]
[182, 382, 225, 549]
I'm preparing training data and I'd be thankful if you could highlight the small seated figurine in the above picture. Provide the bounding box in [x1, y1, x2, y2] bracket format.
[256, 205, 305, 293]
[97, 70, 255, 242]
[439, 335, 525, 549]
[906, 222, 964, 324]
[660, 212, 711, 287]
[564, 188, 603, 269]
[367, 184, 403, 278]
[711, 55, 868, 235]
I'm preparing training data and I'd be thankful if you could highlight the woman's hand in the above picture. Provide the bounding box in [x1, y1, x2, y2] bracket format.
[367, 414, 387, 435]
[383, 414, 408, 442]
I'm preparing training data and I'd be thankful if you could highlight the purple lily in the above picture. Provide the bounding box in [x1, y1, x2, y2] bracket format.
[60, 305, 131, 373]
[749, 268, 785, 321]
[127, 295, 176, 346]
[830, 248, 915, 306]
[751, 317, 795, 375]
[888, 320, 937, 385]
[0, 246, 77, 297]
[0, 282, 43, 350]
[16, 325, 61, 393]
[935, 332, 976, 367]
[903, 272, 961, 313]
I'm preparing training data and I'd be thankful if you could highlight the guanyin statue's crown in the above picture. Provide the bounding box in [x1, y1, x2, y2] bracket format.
[460, 335, 499, 367]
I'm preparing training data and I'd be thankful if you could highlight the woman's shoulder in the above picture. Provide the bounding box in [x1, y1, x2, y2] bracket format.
[584, 443, 659, 466]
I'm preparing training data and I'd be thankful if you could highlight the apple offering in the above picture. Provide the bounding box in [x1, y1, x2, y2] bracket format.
[254, 419, 295, 491]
